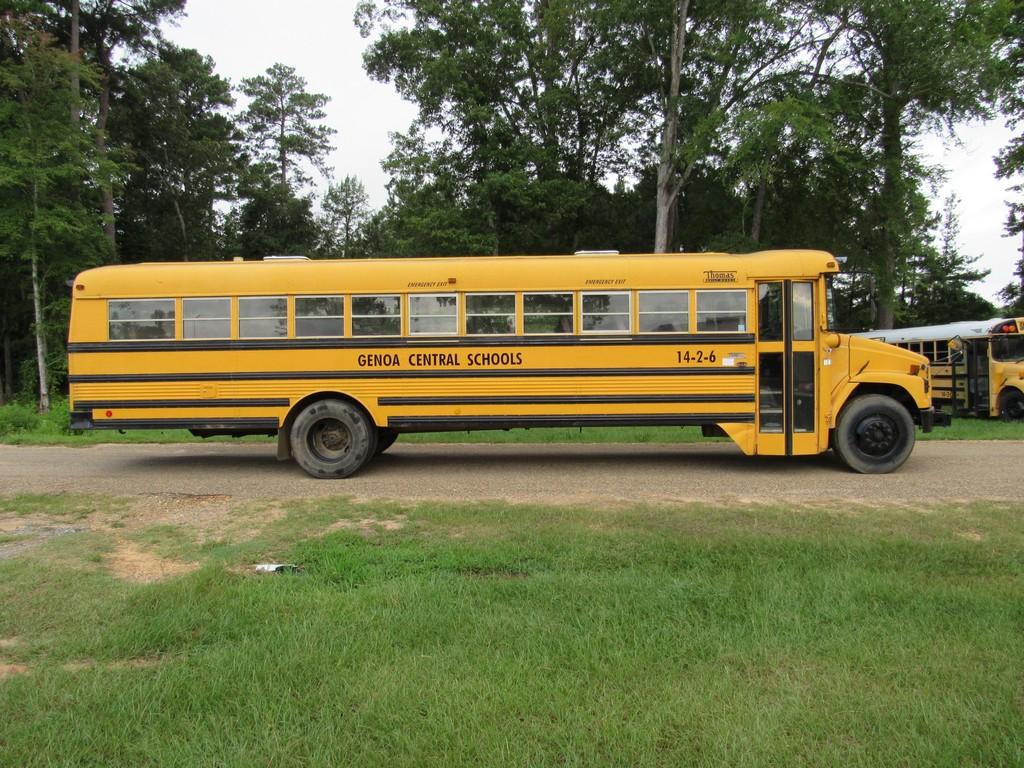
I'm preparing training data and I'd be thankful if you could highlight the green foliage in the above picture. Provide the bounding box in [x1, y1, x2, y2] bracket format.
[359, 0, 651, 254]
[996, 0, 1024, 313]
[901, 195, 997, 325]
[227, 173, 320, 258]
[0, 17, 109, 408]
[318, 175, 370, 257]
[112, 44, 239, 262]
[239, 63, 335, 191]
[0, 401, 40, 434]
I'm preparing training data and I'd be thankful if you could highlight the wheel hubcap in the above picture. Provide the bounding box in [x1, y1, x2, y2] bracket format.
[854, 415, 899, 457]
[309, 418, 351, 461]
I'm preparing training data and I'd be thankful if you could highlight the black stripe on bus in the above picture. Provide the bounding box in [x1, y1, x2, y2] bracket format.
[74, 398, 290, 410]
[387, 413, 755, 431]
[86, 418, 280, 430]
[68, 366, 755, 384]
[377, 394, 755, 406]
[66, 333, 756, 353]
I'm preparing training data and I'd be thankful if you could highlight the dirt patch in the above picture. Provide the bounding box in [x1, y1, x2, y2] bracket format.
[62, 657, 163, 672]
[957, 530, 985, 542]
[0, 637, 20, 650]
[106, 539, 198, 583]
[0, 662, 29, 680]
[326, 515, 407, 537]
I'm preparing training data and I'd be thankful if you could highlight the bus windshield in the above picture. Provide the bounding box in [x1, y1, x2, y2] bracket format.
[990, 334, 1024, 362]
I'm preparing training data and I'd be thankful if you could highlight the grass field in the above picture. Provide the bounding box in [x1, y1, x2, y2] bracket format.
[1, 399, 1021, 446]
[1, 494, 1021, 766]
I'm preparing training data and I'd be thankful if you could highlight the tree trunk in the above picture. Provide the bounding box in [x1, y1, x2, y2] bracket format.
[279, 115, 288, 188]
[30, 180, 50, 414]
[750, 171, 768, 243]
[654, 0, 690, 253]
[95, 44, 117, 257]
[875, 96, 904, 330]
[172, 196, 188, 260]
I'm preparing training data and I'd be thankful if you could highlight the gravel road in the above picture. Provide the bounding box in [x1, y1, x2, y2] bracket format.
[0, 441, 1019, 505]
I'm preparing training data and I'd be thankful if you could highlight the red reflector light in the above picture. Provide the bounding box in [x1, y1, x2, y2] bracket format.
[105, 410, 112, 417]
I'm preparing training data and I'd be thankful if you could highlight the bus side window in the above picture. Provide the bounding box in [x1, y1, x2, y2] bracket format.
[696, 290, 747, 332]
[581, 292, 630, 333]
[352, 295, 401, 336]
[638, 291, 688, 333]
[295, 295, 344, 337]
[239, 296, 287, 338]
[183, 297, 231, 339]
[524, 293, 573, 334]
[466, 294, 516, 335]
[108, 299, 175, 340]
[409, 294, 458, 335]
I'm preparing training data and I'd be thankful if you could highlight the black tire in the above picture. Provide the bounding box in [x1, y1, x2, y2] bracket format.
[998, 389, 1024, 422]
[289, 399, 377, 478]
[832, 394, 915, 474]
[375, 427, 399, 455]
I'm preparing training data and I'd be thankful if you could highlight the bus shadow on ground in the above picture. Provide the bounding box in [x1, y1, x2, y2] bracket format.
[370, 445, 844, 474]
[120, 443, 846, 477]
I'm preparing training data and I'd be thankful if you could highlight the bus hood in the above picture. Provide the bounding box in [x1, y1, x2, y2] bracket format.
[847, 335, 929, 378]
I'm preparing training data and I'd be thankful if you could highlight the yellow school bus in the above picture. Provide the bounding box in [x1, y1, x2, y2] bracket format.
[859, 318, 1024, 420]
[67, 250, 940, 477]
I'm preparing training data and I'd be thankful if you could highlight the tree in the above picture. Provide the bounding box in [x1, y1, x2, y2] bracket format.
[902, 195, 995, 324]
[812, 0, 1008, 328]
[0, 19, 106, 411]
[319, 175, 370, 257]
[111, 45, 239, 262]
[227, 172, 320, 258]
[238, 63, 335, 191]
[49, 0, 186, 256]
[996, 0, 1024, 314]
[357, 0, 650, 254]
[647, 0, 823, 252]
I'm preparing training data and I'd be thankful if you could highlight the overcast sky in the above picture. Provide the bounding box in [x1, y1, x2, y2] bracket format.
[164, 0, 1021, 304]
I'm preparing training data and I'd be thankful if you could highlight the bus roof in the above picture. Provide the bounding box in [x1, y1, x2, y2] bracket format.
[855, 318, 1008, 344]
[73, 249, 839, 298]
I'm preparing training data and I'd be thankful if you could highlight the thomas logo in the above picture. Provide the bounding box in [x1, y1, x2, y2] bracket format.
[703, 270, 737, 283]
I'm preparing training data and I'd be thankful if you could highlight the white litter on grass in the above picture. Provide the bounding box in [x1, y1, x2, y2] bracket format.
[254, 563, 301, 574]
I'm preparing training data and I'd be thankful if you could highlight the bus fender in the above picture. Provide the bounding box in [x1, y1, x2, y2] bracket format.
[830, 373, 928, 428]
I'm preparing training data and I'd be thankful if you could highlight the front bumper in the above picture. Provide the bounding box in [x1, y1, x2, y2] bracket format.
[919, 406, 951, 433]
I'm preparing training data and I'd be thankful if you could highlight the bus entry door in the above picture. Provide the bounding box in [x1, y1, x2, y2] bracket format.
[755, 281, 818, 455]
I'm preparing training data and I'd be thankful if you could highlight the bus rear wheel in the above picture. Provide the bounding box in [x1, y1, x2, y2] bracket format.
[832, 394, 915, 474]
[290, 399, 377, 478]
[999, 389, 1024, 421]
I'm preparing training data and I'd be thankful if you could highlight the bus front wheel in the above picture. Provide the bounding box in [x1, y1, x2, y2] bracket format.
[999, 389, 1024, 421]
[832, 394, 915, 474]
[290, 399, 377, 478]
